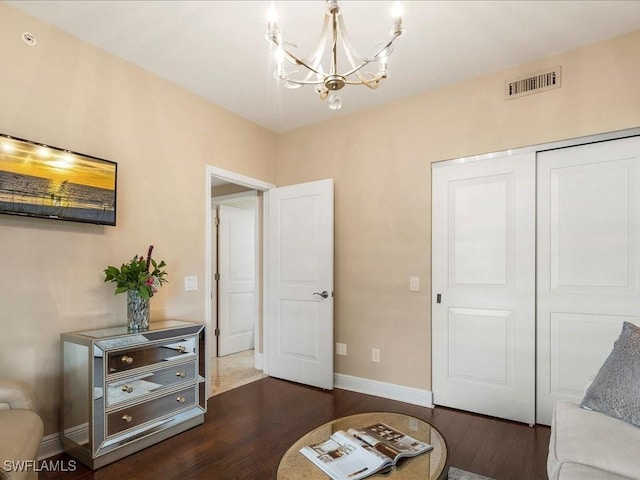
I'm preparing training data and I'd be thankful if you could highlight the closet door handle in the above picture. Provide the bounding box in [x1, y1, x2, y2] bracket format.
[313, 291, 329, 299]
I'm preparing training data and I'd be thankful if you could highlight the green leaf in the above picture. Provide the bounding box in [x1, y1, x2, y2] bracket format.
[104, 247, 168, 295]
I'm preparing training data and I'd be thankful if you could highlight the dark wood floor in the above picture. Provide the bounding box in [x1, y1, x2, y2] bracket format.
[40, 377, 550, 480]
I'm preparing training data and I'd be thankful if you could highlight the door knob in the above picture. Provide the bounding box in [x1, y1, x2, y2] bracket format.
[313, 291, 329, 299]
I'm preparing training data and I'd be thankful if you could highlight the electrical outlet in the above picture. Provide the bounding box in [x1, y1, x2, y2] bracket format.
[372, 348, 380, 363]
[336, 343, 347, 356]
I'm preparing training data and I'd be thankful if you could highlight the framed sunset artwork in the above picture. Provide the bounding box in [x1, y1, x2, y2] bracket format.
[0, 133, 117, 226]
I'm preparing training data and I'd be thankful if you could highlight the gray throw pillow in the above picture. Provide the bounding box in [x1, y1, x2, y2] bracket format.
[581, 321, 640, 427]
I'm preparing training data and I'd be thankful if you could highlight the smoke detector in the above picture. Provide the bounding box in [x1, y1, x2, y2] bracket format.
[22, 32, 37, 46]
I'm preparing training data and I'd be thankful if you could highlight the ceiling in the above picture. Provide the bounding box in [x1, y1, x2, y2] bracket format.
[6, 1, 640, 134]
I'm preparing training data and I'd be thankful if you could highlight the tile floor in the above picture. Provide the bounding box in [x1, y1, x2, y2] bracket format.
[210, 349, 267, 396]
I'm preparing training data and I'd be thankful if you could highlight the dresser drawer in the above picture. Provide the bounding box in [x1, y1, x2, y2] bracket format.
[107, 337, 195, 373]
[105, 361, 197, 407]
[106, 386, 196, 437]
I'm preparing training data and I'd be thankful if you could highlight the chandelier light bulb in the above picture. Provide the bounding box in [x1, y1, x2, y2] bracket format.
[328, 94, 343, 110]
[267, 4, 278, 24]
[266, 4, 279, 42]
[378, 57, 389, 78]
[391, 2, 404, 35]
[392, 1, 404, 20]
[273, 47, 286, 80]
[273, 66, 286, 80]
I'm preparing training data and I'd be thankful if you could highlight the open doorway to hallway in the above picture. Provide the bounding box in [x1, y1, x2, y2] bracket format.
[207, 168, 273, 397]
[211, 187, 261, 394]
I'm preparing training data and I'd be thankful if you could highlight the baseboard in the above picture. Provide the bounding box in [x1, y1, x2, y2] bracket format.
[39, 432, 63, 460]
[334, 374, 434, 408]
[39, 421, 89, 460]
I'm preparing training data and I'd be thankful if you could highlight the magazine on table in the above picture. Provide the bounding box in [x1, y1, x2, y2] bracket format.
[299, 422, 433, 480]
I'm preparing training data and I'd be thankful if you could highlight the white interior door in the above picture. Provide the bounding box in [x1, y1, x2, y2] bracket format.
[536, 136, 640, 425]
[432, 152, 536, 424]
[218, 203, 256, 356]
[266, 179, 334, 390]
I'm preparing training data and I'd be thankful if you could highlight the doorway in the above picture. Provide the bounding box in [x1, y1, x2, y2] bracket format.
[211, 190, 264, 395]
[205, 166, 274, 397]
[204, 167, 335, 397]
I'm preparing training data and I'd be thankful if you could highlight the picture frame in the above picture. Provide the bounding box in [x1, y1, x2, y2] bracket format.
[0, 133, 117, 226]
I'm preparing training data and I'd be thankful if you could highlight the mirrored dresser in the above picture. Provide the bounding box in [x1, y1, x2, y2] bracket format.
[61, 320, 206, 469]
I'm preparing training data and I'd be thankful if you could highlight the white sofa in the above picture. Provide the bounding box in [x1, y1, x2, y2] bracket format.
[0, 379, 44, 480]
[548, 401, 640, 480]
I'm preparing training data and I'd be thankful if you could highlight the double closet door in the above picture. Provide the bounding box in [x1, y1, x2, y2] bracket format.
[432, 135, 640, 425]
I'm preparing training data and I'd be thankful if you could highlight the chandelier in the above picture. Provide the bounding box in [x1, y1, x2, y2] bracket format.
[266, 0, 404, 110]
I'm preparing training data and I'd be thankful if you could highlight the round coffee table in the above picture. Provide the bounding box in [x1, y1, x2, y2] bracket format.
[275, 412, 449, 479]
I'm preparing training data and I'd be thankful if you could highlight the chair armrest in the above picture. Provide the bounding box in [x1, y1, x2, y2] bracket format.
[0, 378, 37, 410]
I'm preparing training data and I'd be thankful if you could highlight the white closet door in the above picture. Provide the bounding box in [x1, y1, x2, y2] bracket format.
[432, 152, 536, 425]
[537, 136, 640, 425]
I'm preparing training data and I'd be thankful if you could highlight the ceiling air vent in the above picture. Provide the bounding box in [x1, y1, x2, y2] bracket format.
[505, 66, 562, 100]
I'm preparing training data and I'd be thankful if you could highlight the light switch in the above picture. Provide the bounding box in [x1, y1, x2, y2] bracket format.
[410, 276, 420, 292]
[184, 276, 198, 291]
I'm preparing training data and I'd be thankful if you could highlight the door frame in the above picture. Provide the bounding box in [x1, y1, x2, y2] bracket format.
[204, 165, 275, 397]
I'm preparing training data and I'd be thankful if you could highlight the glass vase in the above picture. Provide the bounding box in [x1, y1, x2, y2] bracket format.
[127, 290, 149, 332]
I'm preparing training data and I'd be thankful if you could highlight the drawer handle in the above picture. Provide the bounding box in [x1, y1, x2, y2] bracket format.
[121, 355, 134, 365]
[177, 345, 186, 353]
[121, 385, 134, 393]
[177, 396, 186, 403]
[122, 414, 133, 423]
[176, 372, 186, 378]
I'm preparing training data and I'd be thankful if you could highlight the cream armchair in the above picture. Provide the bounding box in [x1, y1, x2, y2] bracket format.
[0, 379, 44, 480]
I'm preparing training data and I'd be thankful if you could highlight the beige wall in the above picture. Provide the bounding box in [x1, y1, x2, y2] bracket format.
[275, 30, 640, 391]
[0, 3, 276, 435]
[2, 0, 640, 437]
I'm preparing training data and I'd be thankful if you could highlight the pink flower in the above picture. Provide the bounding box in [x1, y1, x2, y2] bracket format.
[145, 276, 160, 294]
